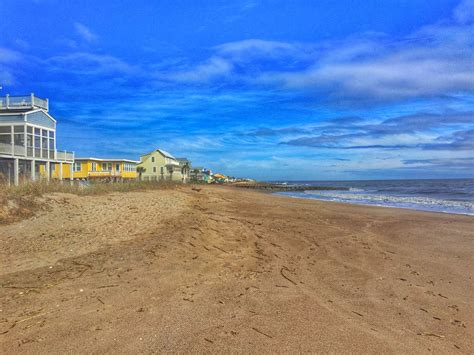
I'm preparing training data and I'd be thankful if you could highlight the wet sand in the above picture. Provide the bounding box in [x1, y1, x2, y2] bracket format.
[0, 185, 473, 353]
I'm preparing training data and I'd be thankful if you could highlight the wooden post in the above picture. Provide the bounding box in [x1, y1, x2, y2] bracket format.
[10, 125, 14, 155]
[14, 158, 19, 186]
[45, 161, 50, 182]
[31, 160, 36, 181]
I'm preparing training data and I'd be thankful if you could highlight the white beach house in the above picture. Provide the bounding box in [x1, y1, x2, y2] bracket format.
[0, 94, 74, 185]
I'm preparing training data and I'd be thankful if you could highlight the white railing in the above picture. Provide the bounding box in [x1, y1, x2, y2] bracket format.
[13, 145, 25, 155]
[33, 96, 48, 110]
[0, 142, 11, 154]
[56, 150, 74, 162]
[88, 171, 123, 177]
[0, 145, 74, 161]
[0, 94, 49, 111]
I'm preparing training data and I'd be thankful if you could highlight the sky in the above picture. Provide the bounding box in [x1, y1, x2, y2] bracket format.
[0, 0, 473, 180]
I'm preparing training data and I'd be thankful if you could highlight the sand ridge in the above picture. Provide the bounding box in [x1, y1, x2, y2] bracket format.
[0, 185, 473, 353]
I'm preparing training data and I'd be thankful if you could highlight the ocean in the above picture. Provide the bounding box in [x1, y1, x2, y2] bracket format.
[273, 179, 474, 216]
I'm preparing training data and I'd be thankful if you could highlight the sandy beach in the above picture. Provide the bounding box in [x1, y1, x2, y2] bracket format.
[0, 185, 473, 353]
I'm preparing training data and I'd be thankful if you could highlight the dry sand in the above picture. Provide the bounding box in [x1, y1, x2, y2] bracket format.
[0, 185, 473, 353]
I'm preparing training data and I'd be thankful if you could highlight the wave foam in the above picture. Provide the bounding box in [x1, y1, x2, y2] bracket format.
[278, 190, 474, 215]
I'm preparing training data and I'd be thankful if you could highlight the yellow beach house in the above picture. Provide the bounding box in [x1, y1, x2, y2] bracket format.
[137, 149, 189, 182]
[72, 158, 139, 181]
[0, 94, 74, 185]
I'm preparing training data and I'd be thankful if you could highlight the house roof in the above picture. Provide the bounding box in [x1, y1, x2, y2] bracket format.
[141, 148, 177, 160]
[75, 157, 140, 164]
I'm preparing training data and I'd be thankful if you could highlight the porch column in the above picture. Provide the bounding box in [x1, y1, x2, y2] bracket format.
[31, 160, 36, 181]
[59, 162, 63, 180]
[70, 163, 74, 185]
[45, 162, 50, 182]
[13, 158, 19, 186]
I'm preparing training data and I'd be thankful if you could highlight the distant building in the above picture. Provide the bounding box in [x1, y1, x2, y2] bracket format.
[0, 94, 74, 185]
[138, 148, 184, 182]
[176, 158, 191, 183]
[72, 158, 139, 181]
[213, 173, 228, 183]
[190, 167, 212, 183]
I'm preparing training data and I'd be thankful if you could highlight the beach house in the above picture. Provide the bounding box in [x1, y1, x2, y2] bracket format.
[176, 158, 191, 183]
[137, 148, 186, 182]
[213, 173, 228, 183]
[72, 158, 139, 181]
[0, 94, 74, 185]
[190, 167, 213, 183]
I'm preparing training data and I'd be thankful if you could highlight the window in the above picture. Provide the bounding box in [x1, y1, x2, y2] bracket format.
[92, 162, 97, 171]
[74, 162, 81, 172]
[14, 133, 25, 146]
[34, 136, 41, 157]
[116, 163, 120, 171]
[41, 135, 48, 158]
[0, 133, 11, 144]
[41, 136, 48, 149]
[160, 167, 164, 174]
[0, 126, 12, 153]
[122, 163, 135, 172]
[32, 127, 41, 157]
[152, 157, 155, 163]
[153, 166, 156, 173]
[26, 126, 33, 155]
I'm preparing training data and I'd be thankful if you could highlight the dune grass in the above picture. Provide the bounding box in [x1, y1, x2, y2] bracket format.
[0, 180, 179, 224]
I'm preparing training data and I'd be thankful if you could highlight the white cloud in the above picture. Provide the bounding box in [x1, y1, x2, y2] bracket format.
[0, 47, 23, 64]
[48, 52, 136, 75]
[215, 39, 303, 60]
[152, 1, 474, 101]
[257, 23, 474, 102]
[155, 39, 313, 84]
[74, 22, 98, 43]
[453, 0, 474, 24]
[0, 47, 24, 85]
[163, 56, 233, 82]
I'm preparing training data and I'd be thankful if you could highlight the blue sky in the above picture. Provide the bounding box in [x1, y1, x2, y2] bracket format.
[0, 0, 473, 180]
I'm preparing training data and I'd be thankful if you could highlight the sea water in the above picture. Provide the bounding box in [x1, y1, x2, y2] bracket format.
[274, 179, 474, 216]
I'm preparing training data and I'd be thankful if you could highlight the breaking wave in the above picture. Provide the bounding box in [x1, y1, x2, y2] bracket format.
[276, 189, 474, 215]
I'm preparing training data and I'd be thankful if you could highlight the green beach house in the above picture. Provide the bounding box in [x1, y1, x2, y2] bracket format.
[138, 148, 189, 182]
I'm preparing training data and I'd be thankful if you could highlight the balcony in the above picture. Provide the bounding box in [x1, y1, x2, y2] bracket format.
[0, 94, 49, 111]
[88, 171, 123, 178]
[56, 150, 75, 162]
[0, 143, 74, 162]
